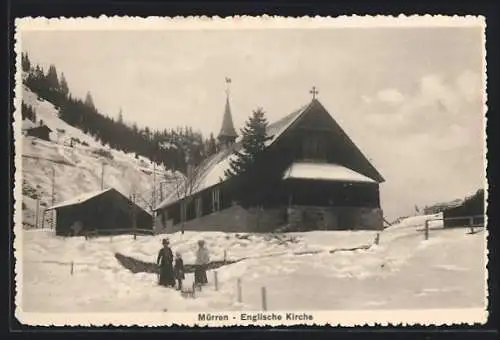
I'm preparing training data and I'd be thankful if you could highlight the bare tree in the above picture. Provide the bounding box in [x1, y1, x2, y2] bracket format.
[172, 159, 205, 235]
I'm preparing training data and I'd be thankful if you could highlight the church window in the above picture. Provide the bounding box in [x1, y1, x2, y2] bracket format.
[212, 188, 221, 212]
[195, 196, 203, 217]
[302, 134, 326, 161]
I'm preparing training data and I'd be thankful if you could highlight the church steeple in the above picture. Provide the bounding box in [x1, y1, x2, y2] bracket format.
[217, 77, 238, 147]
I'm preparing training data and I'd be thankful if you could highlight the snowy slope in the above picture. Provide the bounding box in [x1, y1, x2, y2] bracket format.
[19, 86, 178, 228]
[19, 214, 486, 313]
[21, 86, 102, 148]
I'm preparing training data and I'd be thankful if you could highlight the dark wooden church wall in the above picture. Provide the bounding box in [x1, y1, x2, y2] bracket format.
[285, 180, 380, 208]
[294, 107, 381, 182]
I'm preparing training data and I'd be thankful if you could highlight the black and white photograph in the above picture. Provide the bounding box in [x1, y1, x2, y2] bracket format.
[13, 16, 487, 326]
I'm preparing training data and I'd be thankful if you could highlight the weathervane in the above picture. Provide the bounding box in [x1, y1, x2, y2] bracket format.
[310, 86, 319, 100]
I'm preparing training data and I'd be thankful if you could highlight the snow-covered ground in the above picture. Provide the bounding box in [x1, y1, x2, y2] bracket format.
[19, 86, 177, 227]
[18, 214, 487, 314]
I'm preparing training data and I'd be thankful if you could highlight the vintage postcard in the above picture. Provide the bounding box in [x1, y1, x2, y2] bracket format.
[13, 15, 488, 327]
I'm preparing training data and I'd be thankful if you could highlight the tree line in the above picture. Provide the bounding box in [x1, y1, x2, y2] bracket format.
[21, 52, 218, 174]
[21, 102, 37, 122]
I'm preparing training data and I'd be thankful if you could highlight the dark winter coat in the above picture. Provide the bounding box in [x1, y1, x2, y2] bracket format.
[157, 247, 175, 287]
[174, 258, 185, 280]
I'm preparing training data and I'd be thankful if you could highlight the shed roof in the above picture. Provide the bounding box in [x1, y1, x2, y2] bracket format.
[21, 120, 37, 131]
[47, 188, 114, 210]
[27, 124, 52, 132]
[47, 187, 153, 216]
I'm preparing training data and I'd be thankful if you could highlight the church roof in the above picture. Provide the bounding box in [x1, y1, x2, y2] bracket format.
[155, 102, 310, 210]
[155, 99, 384, 210]
[217, 97, 238, 139]
[283, 162, 377, 183]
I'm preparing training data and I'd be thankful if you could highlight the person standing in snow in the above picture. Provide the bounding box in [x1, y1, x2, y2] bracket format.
[174, 252, 185, 291]
[157, 238, 175, 287]
[194, 240, 210, 286]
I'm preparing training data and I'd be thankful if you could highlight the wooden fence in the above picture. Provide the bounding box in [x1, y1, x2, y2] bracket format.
[424, 214, 485, 240]
[85, 228, 155, 240]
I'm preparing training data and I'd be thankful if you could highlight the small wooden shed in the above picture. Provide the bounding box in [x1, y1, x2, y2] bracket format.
[443, 189, 485, 228]
[25, 124, 52, 141]
[47, 188, 153, 236]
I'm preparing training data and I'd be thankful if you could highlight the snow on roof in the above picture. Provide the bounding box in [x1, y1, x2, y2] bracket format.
[282, 162, 377, 184]
[154, 103, 312, 210]
[47, 188, 114, 210]
[22, 119, 37, 131]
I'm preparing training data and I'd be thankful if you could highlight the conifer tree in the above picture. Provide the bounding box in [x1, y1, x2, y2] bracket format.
[21, 52, 31, 72]
[59, 72, 69, 97]
[225, 107, 271, 178]
[46, 64, 59, 91]
[207, 133, 217, 156]
[84, 91, 95, 110]
[118, 108, 124, 124]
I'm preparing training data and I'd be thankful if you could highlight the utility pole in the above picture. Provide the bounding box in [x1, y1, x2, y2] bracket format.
[51, 167, 55, 206]
[152, 162, 156, 209]
[101, 163, 105, 190]
[51, 167, 56, 229]
[132, 193, 137, 239]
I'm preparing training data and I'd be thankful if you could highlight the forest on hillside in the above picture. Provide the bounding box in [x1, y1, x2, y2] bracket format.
[21, 52, 218, 174]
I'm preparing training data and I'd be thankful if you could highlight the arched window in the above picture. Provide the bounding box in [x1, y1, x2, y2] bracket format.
[195, 196, 203, 217]
[212, 188, 221, 212]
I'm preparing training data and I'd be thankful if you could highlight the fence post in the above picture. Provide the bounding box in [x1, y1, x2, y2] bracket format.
[374, 233, 380, 245]
[192, 282, 196, 298]
[214, 271, 218, 291]
[424, 220, 429, 240]
[224, 250, 227, 263]
[134, 232, 137, 240]
[469, 216, 474, 234]
[41, 209, 45, 229]
[261, 286, 267, 311]
[237, 278, 242, 303]
[70, 261, 74, 275]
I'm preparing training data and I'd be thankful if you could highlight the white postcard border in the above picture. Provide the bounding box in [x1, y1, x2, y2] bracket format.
[12, 14, 489, 327]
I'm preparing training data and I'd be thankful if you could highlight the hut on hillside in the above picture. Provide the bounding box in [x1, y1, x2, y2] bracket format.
[25, 122, 52, 141]
[443, 189, 485, 228]
[47, 187, 153, 236]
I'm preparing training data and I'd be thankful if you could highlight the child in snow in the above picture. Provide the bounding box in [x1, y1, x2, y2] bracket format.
[194, 240, 210, 286]
[174, 252, 185, 291]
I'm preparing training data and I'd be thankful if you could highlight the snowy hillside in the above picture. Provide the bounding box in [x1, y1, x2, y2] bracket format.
[18, 213, 486, 316]
[19, 85, 179, 228]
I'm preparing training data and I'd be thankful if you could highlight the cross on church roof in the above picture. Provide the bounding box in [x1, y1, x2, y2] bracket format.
[310, 86, 319, 100]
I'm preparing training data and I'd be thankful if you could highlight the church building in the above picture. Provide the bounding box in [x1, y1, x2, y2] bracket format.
[154, 84, 385, 232]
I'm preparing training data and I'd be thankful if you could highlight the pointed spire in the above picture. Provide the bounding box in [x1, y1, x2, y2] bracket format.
[217, 78, 238, 146]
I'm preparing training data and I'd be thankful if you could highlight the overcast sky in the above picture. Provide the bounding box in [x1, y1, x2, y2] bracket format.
[20, 25, 485, 220]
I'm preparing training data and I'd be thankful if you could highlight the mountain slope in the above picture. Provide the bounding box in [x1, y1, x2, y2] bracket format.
[19, 85, 179, 228]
